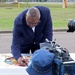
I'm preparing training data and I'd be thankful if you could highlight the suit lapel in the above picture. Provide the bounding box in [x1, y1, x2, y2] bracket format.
[25, 26, 35, 39]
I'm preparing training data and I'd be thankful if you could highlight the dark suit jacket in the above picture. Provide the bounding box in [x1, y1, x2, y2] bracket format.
[11, 6, 53, 60]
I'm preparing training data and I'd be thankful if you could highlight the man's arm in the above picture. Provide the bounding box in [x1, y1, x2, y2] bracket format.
[11, 21, 22, 60]
[43, 8, 53, 41]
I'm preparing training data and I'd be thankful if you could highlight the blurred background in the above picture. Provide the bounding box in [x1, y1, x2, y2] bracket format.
[0, 0, 75, 53]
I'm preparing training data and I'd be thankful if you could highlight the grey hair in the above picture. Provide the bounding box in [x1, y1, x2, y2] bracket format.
[26, 7, 41, 19]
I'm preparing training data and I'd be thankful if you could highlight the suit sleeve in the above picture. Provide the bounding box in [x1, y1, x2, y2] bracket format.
[11, 21, 22, 60]
[43, 9, 53, 41]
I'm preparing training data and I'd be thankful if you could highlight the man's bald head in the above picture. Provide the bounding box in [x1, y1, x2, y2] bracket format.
[26, 7, 40, 19]
[26, 7, 41, 28]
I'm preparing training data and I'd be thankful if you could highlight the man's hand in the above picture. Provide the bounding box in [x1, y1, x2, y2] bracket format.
[17, 57, 29, 66]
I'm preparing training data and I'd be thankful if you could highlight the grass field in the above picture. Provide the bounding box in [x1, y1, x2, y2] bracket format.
[0, 2, 75, 31]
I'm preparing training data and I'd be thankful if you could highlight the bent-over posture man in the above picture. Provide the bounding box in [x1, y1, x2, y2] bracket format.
[11, 6, 53, 66]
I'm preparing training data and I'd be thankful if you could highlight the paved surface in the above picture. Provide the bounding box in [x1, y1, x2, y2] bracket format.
[0, 31, 75, 53]
[53, 31, 75, 53]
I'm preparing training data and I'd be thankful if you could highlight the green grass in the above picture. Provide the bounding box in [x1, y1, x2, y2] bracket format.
[0, 3, 75, 30]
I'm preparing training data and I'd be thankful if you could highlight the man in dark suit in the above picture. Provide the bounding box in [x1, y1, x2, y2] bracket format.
[11, 6, 53, 66]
